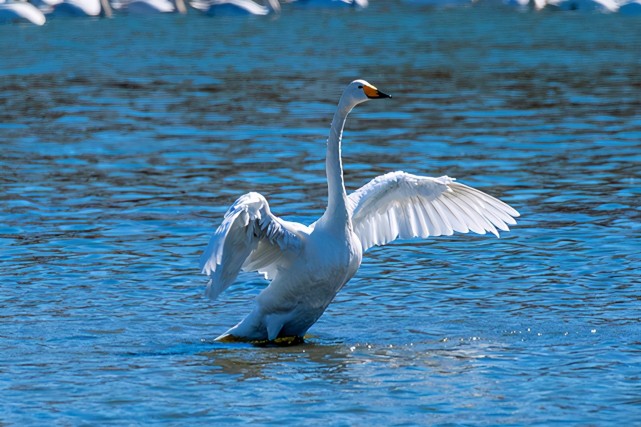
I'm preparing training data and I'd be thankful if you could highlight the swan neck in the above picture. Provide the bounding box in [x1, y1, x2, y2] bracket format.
[324, 102, 352, 225]
[100, 0, 112, 17]
[175, 0, 187, 14]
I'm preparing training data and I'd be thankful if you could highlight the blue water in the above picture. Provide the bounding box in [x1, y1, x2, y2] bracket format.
[2, 3, 641, 425]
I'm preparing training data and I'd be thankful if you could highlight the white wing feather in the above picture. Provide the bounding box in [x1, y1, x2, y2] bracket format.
[199, 192, 307, 300]
[348, 171, 520, 252]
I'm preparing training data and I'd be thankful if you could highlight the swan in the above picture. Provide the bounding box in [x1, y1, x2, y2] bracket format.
[29, 0, 61, 14]
[286, 0, 367, 8]
[0, 0, 46, 25]
[190, 0, 279, 15]
[115, 0, 186, 14]
[49, 0, 111, 16]
[200, 80, 520, 343]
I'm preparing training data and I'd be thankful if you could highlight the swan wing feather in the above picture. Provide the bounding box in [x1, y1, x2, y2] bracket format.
[348, 171, 520, 252]
[199, 192, 306, 300]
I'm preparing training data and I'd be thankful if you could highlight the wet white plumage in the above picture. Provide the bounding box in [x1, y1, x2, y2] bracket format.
[50, 0, 111, 16]
[0, 1, 46, 25]
[190, 0, 280, 15]
[200, 79, 519, 342]
[116, 0, 186, 15]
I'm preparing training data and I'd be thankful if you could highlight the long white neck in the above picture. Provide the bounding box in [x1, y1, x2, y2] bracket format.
[321, 98, 354, 227]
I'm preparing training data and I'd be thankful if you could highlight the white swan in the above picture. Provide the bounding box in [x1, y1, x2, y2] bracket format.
[0, 0, 46, 25]
[190, 0, 279, 15]
[50, 0, 111, 16]
[200, 80, 519, 343]
[29, 0, 61, 14]
[115, 0, 186, 14]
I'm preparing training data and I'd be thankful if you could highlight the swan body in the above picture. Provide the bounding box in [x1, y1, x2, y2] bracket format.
[0, 1, 46, 25]
[116, 0, 186, 14]
[51, 0, 98, 15]
[125, 0, 175, 13]
[200, 80, 520, 342]
[191, 0, 279, 15]
[29, 0, 61, 14]
[50, 0, 111, 16]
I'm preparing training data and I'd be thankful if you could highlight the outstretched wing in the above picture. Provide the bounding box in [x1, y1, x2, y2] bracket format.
[200, 192, 308, 300]
[348, 171, 520, 252]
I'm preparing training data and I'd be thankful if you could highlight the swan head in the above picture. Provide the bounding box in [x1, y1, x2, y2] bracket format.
[341, 80, 391, 109]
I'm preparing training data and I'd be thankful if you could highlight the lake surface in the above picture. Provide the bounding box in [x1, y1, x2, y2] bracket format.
[2, 3, 641, 425]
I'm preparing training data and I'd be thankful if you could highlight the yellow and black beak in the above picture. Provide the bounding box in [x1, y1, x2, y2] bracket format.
[363, 85, 392, 99]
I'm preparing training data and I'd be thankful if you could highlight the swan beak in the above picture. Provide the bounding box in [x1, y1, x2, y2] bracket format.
[363, 85, 392, 99]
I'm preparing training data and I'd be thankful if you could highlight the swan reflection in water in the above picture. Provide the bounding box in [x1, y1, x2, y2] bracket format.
[196, 337, 498, 385]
